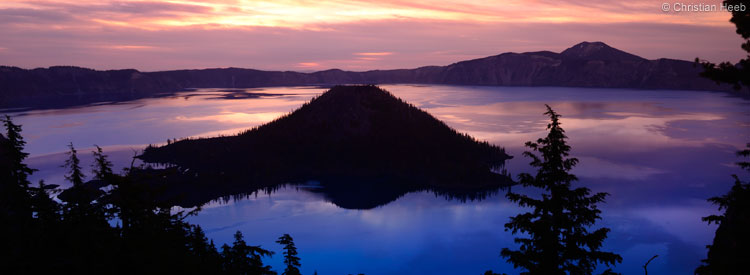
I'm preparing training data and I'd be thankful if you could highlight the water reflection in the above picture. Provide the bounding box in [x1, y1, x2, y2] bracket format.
[12, 87, 325, 156]
[4, 85, 749, 274]
[192, 186, 524, 275]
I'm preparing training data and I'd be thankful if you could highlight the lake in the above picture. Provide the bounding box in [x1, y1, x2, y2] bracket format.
[5, 85, 750, 274]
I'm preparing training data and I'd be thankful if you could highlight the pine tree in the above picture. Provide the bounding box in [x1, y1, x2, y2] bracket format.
[63, 142, 85, 187]
[91, 145, 113, 181]
[60, 142, 96, 218]
[1, 115, 36, 188]
[59, 143, 112, 273]
[187, 225, 223, 272]
[1, 115, 35, 220]
[695, 143, 750, 274]
[222, 231, 276, 275]
[0, 116, 37, 272]
[695, 0, 750, 91]
[277, 234, 302, 275]
[60, 142, 108, 231]
[29, 180, 60, 225]
[501, 105, 621, 275]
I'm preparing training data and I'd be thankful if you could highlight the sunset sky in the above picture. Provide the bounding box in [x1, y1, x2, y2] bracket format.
[0, 0, 745, 71]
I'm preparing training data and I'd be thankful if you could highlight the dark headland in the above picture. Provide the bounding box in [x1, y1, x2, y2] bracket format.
[0, 41, 734, 110]
[139, 85, 513, 209]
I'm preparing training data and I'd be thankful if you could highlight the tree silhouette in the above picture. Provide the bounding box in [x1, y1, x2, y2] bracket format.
[29, 180, 60, 225]
[60, 143, 104, 211]
[500, 105, 621, 275]
[92, 145, 113, 181]
[1, 115, 36, 189]
[1, 116, 32, 215]
[1, 122, 289, 274]
[63, 142, 85, 186]
[0, 116, 36, 272]
[188, 225, 223, 273]
[696, 0, 750, 90]
[695, 143, 750, 274]
[59, 143, 113, 273]
[277, 234, 302, 275]
[222, 231, 276, 275]
[1, 115, 35, 221]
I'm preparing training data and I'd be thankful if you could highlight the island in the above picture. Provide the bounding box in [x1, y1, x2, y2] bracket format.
[138, 85, 513, 209]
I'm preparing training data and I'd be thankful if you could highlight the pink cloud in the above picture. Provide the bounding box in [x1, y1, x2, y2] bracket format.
[355, 52, 393, 56]
[0, 1, 744, 71]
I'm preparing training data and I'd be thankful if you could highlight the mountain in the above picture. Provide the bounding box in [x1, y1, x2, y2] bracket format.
[561, 41, 646, 61]
[138, 85, 512, 209]
[0, 42, 730, 109]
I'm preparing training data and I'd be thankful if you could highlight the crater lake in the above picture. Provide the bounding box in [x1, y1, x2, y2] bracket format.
[5, 85, 749, 275]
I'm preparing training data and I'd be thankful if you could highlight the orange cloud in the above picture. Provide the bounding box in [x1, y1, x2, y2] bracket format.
[297, 62, 320, 67]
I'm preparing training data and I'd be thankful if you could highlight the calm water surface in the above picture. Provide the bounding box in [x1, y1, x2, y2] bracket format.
[6, 85, 750, 274]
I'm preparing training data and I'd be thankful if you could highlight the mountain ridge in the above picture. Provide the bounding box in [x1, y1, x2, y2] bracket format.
[0, 41, 731, 109]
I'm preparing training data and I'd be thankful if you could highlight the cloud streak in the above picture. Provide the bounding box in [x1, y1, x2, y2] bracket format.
[0, 0, 744, 71]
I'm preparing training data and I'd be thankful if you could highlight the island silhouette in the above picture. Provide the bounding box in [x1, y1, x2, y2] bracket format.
[138, 85, 513, 209]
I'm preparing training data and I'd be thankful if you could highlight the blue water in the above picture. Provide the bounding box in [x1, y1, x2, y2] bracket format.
[5, 85, 750, 274]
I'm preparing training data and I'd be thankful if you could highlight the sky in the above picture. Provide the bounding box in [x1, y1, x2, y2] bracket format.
[0, 0, 746, 71]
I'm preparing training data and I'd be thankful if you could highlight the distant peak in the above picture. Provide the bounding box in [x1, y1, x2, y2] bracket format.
[562, 41, 615, 56]
[317, 68, 345, 73]
[573, 41, 610, 48]
[561, 41, 645, 61]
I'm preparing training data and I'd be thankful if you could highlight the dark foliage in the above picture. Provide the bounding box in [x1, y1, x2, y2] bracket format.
[63, 142, 85, 186]
[696, 0, 750, 91]
[139, 85, 512, 209]
[277, 234, 302, 275]
[499, 105, 621, 275]
[0, 115, 36, 272]
[222, 231, 276, 275]
[1, 115, 36, 188]
[0, 116, 282, 274]
[92, 144, 114, 180]
[695, 143, 750, 275]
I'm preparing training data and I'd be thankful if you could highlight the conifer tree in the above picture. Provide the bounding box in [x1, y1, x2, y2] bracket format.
[63, 142, 85, 187]
[222, 231, 276, 275]
[2, 115, 35, 186]
[1, 115, 35, 219]
[277, 233, 302, 275]
[60, 143, 110, 257]
[29, 180, 60, 225]
[0, 116, 36, 272]
[60, 143, 112, 273]
[92, 145, 113, 181]
[1, 120, 277, 274]
[187, 225, 223, 272]
[60, 142, 97, 214]
[501, 105, 621, 275]
[695, 143, 750, 274]
[696, 0, 750, 91]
